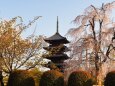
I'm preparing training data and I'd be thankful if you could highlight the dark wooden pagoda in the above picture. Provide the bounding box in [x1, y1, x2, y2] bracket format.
[44, 17, 69, 72]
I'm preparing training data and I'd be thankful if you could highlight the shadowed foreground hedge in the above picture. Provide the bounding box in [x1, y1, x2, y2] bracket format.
[39, 70, 64, 86]
[68, 70, 93, 86]
[7, 70, 35, 86]
[104, 70, 115, 86]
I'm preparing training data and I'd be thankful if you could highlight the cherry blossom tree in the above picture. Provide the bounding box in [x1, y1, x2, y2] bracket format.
[66, 1, 115, 85]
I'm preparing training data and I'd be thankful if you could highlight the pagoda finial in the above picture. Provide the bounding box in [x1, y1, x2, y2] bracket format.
[56, 16, 59, 33]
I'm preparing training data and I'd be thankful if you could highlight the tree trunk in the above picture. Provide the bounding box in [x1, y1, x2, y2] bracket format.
[0, 71, 4, 86]
[95, 55, 102, 85]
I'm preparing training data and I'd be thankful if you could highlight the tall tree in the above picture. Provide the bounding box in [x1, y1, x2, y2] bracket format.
[0, 16, 45, 78]
[67, 1, 115, 85]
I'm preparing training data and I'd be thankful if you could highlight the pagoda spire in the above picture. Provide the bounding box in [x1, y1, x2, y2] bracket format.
[56, 16, 59, 33]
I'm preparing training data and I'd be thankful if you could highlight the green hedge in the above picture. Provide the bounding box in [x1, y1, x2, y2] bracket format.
[104, 71, 115, 86]
[7, 70, 35, 86]
[68, 70, 93, 86]
[39, 70, 64, 86]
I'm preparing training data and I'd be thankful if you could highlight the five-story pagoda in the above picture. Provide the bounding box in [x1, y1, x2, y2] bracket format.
[43, 17, 69, 72]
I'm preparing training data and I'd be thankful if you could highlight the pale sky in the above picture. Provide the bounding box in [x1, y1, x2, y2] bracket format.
[0, 0, 114, 37]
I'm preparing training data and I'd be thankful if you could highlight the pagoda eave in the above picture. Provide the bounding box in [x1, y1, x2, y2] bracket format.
[45, 54, 69, 61]
[44, 32, 70, 44]
[44, 39, 69, 44]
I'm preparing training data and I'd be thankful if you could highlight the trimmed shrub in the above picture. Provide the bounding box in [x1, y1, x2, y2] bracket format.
[104, 71, 115, 86]
[7, 70, 35, 86]
[68, 70, 93, 86]
[39, 70, 64, 86]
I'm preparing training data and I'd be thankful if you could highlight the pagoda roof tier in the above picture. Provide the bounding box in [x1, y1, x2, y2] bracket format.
[44, 32, 69, 44]
[45, 54, 69, 61]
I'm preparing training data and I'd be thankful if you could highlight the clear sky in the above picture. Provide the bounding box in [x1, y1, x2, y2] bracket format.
[0, 0, 114, 37]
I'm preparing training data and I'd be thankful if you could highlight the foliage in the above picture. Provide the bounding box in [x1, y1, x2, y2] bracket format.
[39, 70, 64, 86]
[68, 70, 93, 86]
[29, 68, 43, 86]
[7, 70, 35, 86]
[45, 62, 60, 71]
[0, 16, 46, 74]
[104, 70, 115, 86]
